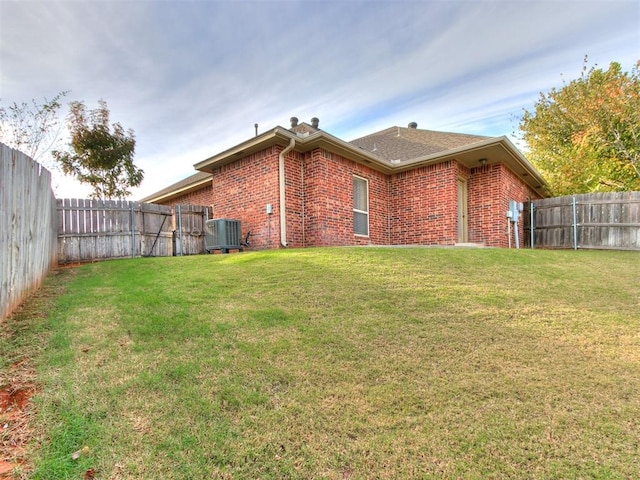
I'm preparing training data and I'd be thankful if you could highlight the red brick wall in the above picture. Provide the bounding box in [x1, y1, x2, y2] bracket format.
[300, 148, 329, 246]
[283, 150, 305, 247]
[468, 163, 541, 247]
[468, 164, 504, 247]
[300, 148, 388, 246]
[199, 146, 390, 249]
[389, 161, 459, 245]
[210, 147, 281, 249]
[162, 187, 214, 209]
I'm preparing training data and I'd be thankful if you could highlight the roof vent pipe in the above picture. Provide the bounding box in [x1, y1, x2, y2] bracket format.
[290, 117, 298, 127]
[254, 123, 258, 137]
[408, 122, 418, 129]
[311, 117, 319, 129]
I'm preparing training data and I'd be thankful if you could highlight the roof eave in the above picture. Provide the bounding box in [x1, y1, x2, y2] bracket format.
[193, 129, 547, 195]
[496, 136, 548, 192]
[141, 175, 212, 204]
[392, 136, 547, 194]
[194, 128, 295, 172]
[194, 127, 394, 174]
[294, 130, 394, 173]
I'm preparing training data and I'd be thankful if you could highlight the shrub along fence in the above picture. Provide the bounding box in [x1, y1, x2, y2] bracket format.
[57, 199, 210, 263]
[524, 191, 640, 250]
[1, 144, 57, 322]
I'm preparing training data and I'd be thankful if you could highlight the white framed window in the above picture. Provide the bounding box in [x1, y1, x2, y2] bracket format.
[353, 175, 369, 236]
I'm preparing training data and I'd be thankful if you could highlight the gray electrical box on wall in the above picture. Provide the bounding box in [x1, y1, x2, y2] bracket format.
[266, 204, 272, 214]
[508, 200, 523, 222]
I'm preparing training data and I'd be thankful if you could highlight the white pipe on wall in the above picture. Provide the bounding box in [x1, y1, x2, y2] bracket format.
[279, 138, 296, 247]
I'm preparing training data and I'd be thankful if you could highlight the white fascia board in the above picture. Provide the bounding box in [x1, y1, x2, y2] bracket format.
[193, 128, 288, 172]
[192, 128, 546, 191]
[141, 175, 212, 204]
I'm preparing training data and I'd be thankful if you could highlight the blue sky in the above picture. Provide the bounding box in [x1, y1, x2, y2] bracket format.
[1, 0, 638, 199]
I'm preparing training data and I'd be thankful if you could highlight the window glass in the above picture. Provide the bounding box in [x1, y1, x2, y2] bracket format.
[353, 176, 369, 236]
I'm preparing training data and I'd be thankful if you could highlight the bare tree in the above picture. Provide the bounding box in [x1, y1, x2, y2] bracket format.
[0, 91, 69, 170]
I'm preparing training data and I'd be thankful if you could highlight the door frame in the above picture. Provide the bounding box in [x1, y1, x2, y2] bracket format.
[457, 177, 468, 243]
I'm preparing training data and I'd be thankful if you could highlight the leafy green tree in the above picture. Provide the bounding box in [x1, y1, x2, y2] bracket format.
[519, 58, 640, 196]
[0, 91, 68, 167]
[53, 100, 144, 199]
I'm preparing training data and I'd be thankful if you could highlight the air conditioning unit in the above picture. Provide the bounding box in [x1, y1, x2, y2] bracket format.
[205, 219, 243, 253]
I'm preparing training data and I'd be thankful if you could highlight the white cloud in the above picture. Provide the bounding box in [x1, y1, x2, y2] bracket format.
[1, 0, 638, 200]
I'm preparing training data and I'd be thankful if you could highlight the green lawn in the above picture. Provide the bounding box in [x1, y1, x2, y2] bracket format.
[3, 247, 640, 479]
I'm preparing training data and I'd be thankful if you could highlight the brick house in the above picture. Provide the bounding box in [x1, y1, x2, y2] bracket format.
[142, 117, 547, 248]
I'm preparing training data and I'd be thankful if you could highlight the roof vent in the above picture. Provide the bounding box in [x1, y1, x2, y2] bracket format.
[290, 117, 299, 127]
[408, 122, 418, 129]
[311, 117, 319, 129]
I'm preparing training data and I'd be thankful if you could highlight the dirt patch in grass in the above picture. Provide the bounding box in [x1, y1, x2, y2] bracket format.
[0, 372, 36, 478]
[0, 268, 75, 479]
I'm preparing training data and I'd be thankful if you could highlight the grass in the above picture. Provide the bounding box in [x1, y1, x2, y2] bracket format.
[2, 247, 640, 479]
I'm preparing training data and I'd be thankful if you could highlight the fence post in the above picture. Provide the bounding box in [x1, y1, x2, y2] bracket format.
[177, 204, 183, 256]
[530, 202, 535, 249]
[130, 202, 135, 258]
[572, 197, 578, 250]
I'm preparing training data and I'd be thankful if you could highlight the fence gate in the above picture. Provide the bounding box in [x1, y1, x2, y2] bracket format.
[57, 199, 209, 263]
[172, 204, 209, 257]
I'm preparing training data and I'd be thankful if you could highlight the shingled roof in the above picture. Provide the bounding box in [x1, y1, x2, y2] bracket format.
[142, 120, 546, 203]
[349, 125, 489, 162]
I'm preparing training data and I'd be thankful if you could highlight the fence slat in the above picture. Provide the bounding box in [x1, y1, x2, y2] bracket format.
[1, 144, 57, 322]
[528, 192, 640, 250]
[55, 200, 207, 263]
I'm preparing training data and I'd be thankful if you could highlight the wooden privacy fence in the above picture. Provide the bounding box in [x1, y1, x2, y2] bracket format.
[57, 199, 210, 263]
[1, 144, 57, 322]
[524, 192, 640, 250]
